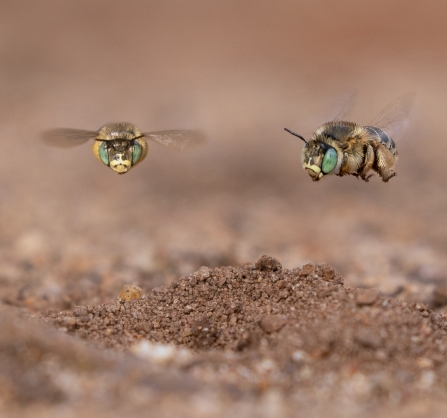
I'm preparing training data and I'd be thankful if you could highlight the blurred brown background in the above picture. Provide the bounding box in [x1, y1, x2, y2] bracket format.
[1, 0, 447, 308]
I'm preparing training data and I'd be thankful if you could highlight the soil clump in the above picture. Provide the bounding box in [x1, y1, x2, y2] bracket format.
[44, 255, 447, 401]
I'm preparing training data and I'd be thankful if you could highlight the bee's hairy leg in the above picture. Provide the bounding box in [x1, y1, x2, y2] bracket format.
[356, 143, 375, 181]
[361, 173, 374, 182]
[382, 173, 397, 183]
[374, 144, 397, 183]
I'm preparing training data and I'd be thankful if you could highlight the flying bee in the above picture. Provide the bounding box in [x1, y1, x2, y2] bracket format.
[42, 122, 204, 174]
[284, 95, 412, 182]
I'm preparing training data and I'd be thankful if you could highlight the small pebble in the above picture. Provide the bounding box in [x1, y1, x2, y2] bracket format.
[255, 255, 282, 272]
[417, 357, 434, 369]
[197, 266, 211, 279]
[131, 340, 192, 365]
[260, 315, 286, 333]
[355, 288, 380, 306]
[300, 264, 314, 276]
[119, 284, 143, 301]
[292, 350, 310, 363]
[355, 329, 382, 349]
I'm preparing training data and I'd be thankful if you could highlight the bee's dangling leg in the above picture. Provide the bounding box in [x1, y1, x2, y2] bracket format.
[382, 173, 397, 183]
[374, 145, 397, 182]
[358, 143, 375, 182]
[361, 174, 374, 182]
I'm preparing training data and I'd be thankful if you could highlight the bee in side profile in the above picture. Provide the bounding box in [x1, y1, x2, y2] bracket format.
[43, 122, 204, 174]
[284, 96, 412, 182]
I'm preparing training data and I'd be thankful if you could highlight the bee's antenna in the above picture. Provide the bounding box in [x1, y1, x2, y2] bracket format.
[284, 128, 307, 143]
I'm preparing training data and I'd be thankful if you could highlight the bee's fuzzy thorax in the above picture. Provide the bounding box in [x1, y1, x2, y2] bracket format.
[97, 123, 143, 141]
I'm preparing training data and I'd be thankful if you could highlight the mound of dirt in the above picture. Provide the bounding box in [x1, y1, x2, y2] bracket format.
[45, 255, 447, 402]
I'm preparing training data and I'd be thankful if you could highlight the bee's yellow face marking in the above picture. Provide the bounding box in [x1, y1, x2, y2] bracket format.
[303, 161, 324, 180]
[110, 154, 132, 174]
[303, 162, 321, 174]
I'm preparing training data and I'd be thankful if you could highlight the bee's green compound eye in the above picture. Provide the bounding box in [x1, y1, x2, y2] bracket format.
[99, 142, 109, 165]
[132, 142, 142, 164]
[322, 147, 337, 174]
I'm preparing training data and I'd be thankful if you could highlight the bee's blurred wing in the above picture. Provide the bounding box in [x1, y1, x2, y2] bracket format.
[369, 93, 415, 141]
[42, 129, 97, 148]
[290, 90, 357, 139]
[144, 130, 205, 151]
[330, 90, 357, 121]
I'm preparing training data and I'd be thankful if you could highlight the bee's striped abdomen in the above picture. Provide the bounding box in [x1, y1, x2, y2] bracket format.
[363, 126, 397, 156]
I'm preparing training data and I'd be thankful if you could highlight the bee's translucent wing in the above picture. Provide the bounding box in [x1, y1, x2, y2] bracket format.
[144, 130, 205, 151]
[368, 93, 415, 141]
[330, 90, 357, 121]
[289, 90, 357, 140]
[42, 129, 98, 148]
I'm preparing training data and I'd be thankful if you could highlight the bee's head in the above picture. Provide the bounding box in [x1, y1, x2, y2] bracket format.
[284, 127, 339, 181]
[301, 141, 338, 181]
[93, 139, 144, 175]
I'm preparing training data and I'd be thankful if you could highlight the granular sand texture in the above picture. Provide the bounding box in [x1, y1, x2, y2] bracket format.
[46, 256, 447, 400]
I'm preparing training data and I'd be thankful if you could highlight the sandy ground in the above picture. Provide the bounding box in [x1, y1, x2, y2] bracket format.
[2, 0, 447, 416]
